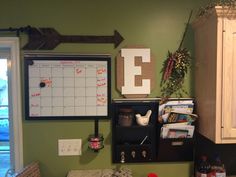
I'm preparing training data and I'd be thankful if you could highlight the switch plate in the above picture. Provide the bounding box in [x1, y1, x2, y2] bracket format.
[58, 139, 82, 156]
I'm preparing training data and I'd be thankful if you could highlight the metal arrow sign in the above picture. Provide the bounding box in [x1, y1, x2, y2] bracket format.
[23, 27, 124, 50]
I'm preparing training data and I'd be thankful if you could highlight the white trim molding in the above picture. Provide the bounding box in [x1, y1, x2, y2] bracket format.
[0, 37, 23, 172]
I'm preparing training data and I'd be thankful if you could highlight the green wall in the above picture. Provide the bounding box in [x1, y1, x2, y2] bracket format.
[1, 0, 210, 176]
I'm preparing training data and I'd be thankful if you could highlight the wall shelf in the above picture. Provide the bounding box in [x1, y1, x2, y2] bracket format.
[112, 98, 195, 163]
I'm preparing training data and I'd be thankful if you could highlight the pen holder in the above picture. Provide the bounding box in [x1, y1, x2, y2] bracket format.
[118, 108, 134, 126]
[88, 134, 104, 152]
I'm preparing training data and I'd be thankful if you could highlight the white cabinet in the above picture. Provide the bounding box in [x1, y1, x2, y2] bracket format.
[192, 6, 236, 143]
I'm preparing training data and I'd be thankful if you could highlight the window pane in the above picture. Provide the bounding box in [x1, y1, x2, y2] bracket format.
[0, 59, 9, 142]
[0, 59, 8, 107]
[0, 107, 8, 118]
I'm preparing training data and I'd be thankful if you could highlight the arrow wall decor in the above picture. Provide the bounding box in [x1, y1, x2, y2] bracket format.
[23, 27, 124, 50]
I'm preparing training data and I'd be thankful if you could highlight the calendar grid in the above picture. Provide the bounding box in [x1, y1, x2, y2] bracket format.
[27, 59, 108, 118]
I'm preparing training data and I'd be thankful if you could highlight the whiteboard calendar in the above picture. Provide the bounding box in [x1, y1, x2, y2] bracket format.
[24, 54, 111, 120]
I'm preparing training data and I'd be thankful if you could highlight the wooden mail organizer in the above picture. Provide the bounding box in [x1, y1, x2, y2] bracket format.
[112, 98, 195, 163]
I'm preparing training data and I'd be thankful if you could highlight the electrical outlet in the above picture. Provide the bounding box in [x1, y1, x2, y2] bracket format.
[58, 139, 82, 156]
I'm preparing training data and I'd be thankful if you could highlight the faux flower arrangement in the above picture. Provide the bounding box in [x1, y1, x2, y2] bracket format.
[160, 11, 192, 102]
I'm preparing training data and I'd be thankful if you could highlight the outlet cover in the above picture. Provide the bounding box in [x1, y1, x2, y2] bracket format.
[58, 139, 82, 156]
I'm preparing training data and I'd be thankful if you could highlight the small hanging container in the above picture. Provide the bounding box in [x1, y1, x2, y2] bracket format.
[88, 134, 104, 151]
[88, 118, 104, 152]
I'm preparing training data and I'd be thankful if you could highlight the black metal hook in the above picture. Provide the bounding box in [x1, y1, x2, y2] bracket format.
[0, 25, 32, 36]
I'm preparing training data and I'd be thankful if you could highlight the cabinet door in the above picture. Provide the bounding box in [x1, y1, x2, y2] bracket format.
[222, 18, 236, 138]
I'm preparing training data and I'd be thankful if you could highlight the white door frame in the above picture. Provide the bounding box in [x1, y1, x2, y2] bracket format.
[0, 37, 23, 172]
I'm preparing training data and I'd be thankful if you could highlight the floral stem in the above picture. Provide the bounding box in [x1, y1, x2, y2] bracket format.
[178, 10, 193, 50]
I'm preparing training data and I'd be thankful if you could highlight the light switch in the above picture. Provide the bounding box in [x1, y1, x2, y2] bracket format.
[58, 139, 82, 156]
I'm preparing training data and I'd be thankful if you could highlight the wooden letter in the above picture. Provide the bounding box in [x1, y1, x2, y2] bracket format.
[121, 48, 151, 95]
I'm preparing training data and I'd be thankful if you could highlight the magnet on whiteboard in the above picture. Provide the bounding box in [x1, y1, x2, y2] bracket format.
[39, 82, 46, 88]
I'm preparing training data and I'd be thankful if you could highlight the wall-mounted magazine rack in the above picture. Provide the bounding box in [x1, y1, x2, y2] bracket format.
[157, 98, 196, 162]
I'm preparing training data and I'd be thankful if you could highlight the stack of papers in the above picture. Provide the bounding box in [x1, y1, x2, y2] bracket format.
[158, 99, 196, 139]
[158, 99, 194, 123]
[160, 123, 195, 139]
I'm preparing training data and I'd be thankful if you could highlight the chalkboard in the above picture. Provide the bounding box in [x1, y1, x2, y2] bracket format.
[24, 54, 111, 120]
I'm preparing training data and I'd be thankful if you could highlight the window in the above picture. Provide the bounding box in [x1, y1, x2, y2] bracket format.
[0, 38, 23, 175]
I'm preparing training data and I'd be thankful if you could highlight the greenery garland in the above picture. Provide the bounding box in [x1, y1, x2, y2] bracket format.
[197, 0, 236, 17]
[160, 11, 192, 102]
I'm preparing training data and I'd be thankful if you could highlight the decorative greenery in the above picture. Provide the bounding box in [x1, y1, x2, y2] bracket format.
[160, 11, 192, 102]
[160, 49, 191, 98]
[197, 0, 236, 17]
[160, 1, 236, 102]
